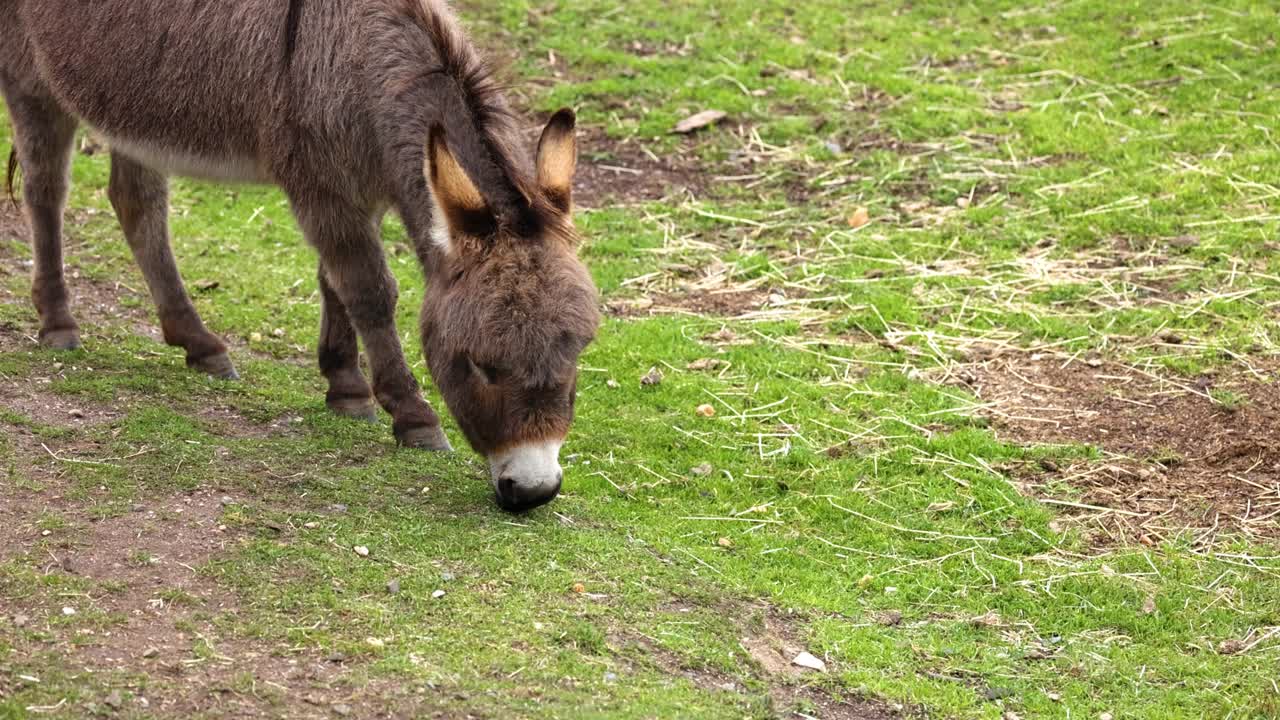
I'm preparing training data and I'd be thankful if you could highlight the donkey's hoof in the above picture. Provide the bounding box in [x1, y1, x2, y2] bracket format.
[396, 424, 453, 451]
[188, 352, 240, 380]
[327, 396, 379, 423]
[39, 328, 82, 351]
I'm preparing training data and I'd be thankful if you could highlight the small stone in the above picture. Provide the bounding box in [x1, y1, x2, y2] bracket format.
[884, 586, 898, 595]
[272, 327, 286, 338]
[1046, 691, 1062, 701]
[440, 571, 455, 582]
[104, 689, 124, 709]
[1003, 712, 1022, 720]
[353, 545, 370, 557]
[605, 379, 620, 389]
[690, 463, 714, 477]
[61, 606, 77, 616]
[325, 652, 346, 663]
[824, 140, 843, 154]
[695, 404, 716, 417]
[431, 589, 446, 599]
[572, 582, 585, 594]
[250, 332, 264, 343]
[717, 537, 733, 548]
[603, 672, 618, 684]
[847, 207, 871, 229]
[330, 503, 348, 513]
[365, 637, 385, 649]
[1038, 458, 1060, 472]
[13, 613, 30, 627]
[141, 647, 160, 659]
[1141, 595, 1157, 614]
[1099, 713, 1113, 720]
[220, 496, 236, 506]
[791, 651, 826, 671]
[332, 703, 353, 716]
[303, 521, 319, 529]
[68, 408, 85, 419]
[41, 529, 52, 536]
[982, 686, 1015, 701]
[386, 579, 401, 595]
[877, 610, 903, 626]
[1218, 638, 1246, 655]
[640, 367, 664, 386]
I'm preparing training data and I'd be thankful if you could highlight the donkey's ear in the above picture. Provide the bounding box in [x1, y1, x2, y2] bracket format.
[536, 108, 577, 212]
[425, 125, 492, 253]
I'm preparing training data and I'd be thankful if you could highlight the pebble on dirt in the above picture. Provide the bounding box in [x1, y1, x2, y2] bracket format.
[690, 463, 714, 476]
[353, 545, 370, 557]
[791, 651, 826, 671]
[695, 403, 716, 417]
[640, 367, 663, 386]
[878, 610, 904, 626]
[671, 109, 726, 134]
[431, 589, 446, 599]
[141, 647, 160, 658]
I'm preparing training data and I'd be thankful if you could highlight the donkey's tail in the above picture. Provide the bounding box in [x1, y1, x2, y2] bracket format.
[5, 146, 17, 209]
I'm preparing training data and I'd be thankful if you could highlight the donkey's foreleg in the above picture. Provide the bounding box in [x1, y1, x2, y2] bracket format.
[317, 265, 378, 422]
[107, 152, 238, 379]
[4, 91, 80, 349]
[295, 200, 450, 450]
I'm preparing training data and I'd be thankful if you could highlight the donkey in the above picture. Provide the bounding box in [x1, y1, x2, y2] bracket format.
[0, 0, 600, 511]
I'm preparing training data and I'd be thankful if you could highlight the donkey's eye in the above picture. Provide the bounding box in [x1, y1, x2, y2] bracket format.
[467, 356, 499, 385]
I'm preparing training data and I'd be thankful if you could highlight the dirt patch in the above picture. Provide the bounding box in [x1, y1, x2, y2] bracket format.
[1, 476, 432, 718]
[570, 126, 708, 208]
[606, 288, 773, 319]
[614, 601, 906, 720]
[959, 354, 1280, 542]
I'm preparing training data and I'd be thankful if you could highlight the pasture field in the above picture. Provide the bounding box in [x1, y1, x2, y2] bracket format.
[3, 1, 1280, 718]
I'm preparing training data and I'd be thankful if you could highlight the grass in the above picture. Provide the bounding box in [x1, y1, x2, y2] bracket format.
[3, 1, 1280, 718]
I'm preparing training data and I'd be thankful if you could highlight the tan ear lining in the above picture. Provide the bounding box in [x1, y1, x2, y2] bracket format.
[535, 108, 578, 211]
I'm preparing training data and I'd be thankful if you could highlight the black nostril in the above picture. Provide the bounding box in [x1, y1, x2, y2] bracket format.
[497, 476, 516, 500]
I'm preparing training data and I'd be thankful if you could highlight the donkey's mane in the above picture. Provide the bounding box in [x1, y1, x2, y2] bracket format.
[399, 0, 545, 229]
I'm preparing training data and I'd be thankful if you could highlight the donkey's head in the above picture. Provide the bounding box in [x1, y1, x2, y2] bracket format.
[420, 110, 600, 512]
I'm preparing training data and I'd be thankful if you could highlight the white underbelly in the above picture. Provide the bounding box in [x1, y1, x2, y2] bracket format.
[101, 133, 269, 183]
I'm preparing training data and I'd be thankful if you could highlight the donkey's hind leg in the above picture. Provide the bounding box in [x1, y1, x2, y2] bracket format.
[318, 265, 378, 422]
[107, 151, 238, 379]
[4, 91, 80, 349]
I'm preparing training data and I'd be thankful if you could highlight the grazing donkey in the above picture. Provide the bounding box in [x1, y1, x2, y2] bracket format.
[0, 0, 600, 511]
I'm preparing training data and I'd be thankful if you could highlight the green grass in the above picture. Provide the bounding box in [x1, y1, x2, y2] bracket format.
[4, 1, 1280, 718]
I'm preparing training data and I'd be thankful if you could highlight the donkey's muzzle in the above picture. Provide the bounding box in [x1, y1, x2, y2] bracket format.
[495, 473, 562, 512]
[489, 440, 564, 513]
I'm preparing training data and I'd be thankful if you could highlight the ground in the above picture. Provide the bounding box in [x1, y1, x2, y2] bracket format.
[3, 1, 1280, 718]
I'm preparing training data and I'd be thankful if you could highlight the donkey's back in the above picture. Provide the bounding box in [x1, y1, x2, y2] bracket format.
[4, 0, 383, 187]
